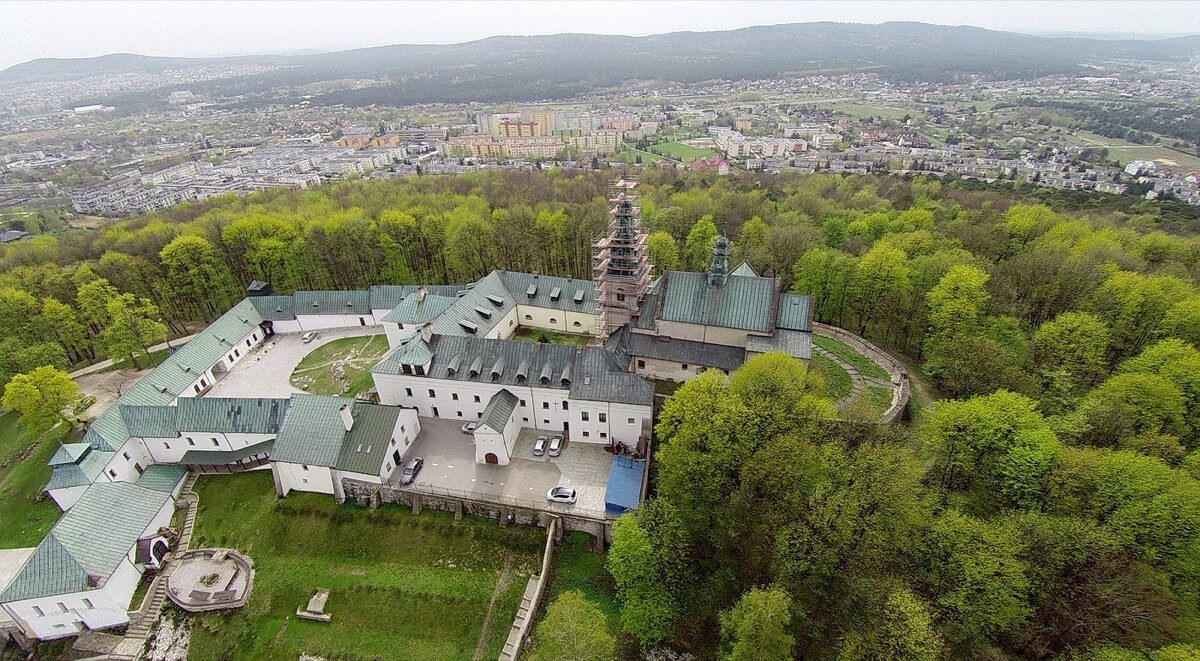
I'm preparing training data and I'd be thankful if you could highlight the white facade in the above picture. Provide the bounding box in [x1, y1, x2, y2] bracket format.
[474, 407, 521, 465]
[294, 313, 375, 331]
[273, 462, 335, 496]
[141, 430, 274, 465]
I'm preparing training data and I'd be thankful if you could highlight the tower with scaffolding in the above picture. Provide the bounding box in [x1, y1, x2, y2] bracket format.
[593, 178, 652, 341]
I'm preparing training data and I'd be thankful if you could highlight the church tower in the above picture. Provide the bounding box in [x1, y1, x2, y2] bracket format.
[593, 178, 652, 341]
[708, 232, 731, 287]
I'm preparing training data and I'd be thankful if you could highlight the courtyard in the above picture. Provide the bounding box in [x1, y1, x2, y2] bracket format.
[397, 418, 614, 518]
[206, 327, 382, 399]
[183, 471, 545, 661]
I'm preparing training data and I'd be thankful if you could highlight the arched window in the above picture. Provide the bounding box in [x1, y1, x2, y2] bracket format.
[549, 318, 557, 324]
[524, 314, 532, 320]
[572, 321, 582, 327]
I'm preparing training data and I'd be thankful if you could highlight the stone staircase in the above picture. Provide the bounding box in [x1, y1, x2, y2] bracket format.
[499, 575, 541, 661]
[813, 345, 863, 410]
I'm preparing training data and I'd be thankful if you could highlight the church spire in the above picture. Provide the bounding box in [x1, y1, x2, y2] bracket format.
[708, 232, 731, 286]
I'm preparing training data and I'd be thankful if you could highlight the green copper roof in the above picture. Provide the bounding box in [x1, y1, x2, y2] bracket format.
[478, 389, 519, 433]
[45, 449, 114, 491]
[119, 405, 179, 438]
[175, 397, 289, 434]
[381, 293, 457, 325]
[0, 482, 172, 603]
[49, 443, 91, 467]
[658, 271, 776, 333]
[776, 294, 813, 332]
[292, 290, 371, 316]
[248, 295, 295, 321]
[374, 335, 433, 371]
[335, 403, 401, 475]
[270, 394, 350, 467]
[136, 465, 187, 493]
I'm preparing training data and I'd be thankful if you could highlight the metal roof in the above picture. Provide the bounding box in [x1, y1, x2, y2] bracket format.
[730, 261, 760, 278]
[496, 271, 597, 314]
[119, 405, 178, 438]
[44, 449, 113, 492]
[622, 330, 746, 372]
[248, 295, 295, 321]
[570, 348, 655, 406]
[380, 294, 457, 325]
[292, 290, 372, 316]
[135, 465, 187, 493]
[746, 329, 813, 361]
[49, 443, 91, 467]
[0, 482, 172, 603]
[658, 271, 775, 332]
[335, 403, 401, 475]
[181, 439, 274, 466]
[175, 397, 289, 434]
[369, 284, 463, 311]
[776, 294, 814, 332]
[269, 394, 350, 467]
[478, 389, 518, 432]
[429, 272, 515, 337]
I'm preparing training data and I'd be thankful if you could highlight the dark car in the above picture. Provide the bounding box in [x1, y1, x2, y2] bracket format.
[399, 457, 423, 485]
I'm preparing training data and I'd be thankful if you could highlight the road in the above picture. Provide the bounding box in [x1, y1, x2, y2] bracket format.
[68, 334, 198, 379]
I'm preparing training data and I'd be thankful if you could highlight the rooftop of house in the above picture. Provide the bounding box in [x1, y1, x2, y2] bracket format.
[335, 403, 402, 476]
[657, 270, 778, 333]
[270, 394, 352, 468]
[479, 389, 519, 432]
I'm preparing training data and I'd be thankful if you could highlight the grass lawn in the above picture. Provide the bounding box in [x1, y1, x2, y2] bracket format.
[510, 327, 591, 347]
[185, 471, 545, 661]
[543, 532, 619, 626]
[813, 336, 891, 380]
[0, 412, 69, 549]
[646, 141, 717, 163]
[289, 334, 390, 396]
[1071, 130, 1200, 171]
[814, 101, 914, 121]
[810, 354, 852, 401]
[98, 347, 171, 373]
[844, 386, 896, 422]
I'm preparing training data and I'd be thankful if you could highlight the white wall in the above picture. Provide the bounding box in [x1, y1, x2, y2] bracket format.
[101, 438, 154, 484]
[177, 367, 216, 400]
[267, 319, 303, 334]
[144, 431, 275, 465]
[383, 322, 418, 349]
[473, 408, 520, 465]
[633, 356, 706, 383]
[273, 461, 334, 496]
[295, 314, 375, 331]
[513, 305, 597, 336]
[570, 400, 652, 445]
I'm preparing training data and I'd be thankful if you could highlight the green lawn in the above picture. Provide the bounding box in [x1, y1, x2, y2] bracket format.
[0, 412, 69, 549]
[289, 334, 390, 396]
[98, 347, 171, 373]
[646, 141, 718, 163]
[813, 336, 891, 380]
[185, 471, 545, 661]
[844, 386, 896, 422]
[542, 532, 619, 627]
[810, 354, 852, 401]
[1071, 130, 1200, 171]
[511, 328, 591, 347]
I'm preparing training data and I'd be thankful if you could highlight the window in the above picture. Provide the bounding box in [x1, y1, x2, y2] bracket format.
[582, 431, 590, 437]
[432, 407, 439, 418]
[32, 606, 44, 616]
[109, 469, 117, 478]
[617, 293, 626, 302]
[390, 437, 396, 446]
[428, 389, 436, 398]
[682, 364, 688, 370]
[400, 424, 405, 433]
[600, 432, 608, 439]
[520, 399, 526, 407]
[134, 463, 144, 475]
[405, 388, 413, 397]
[573, 321, 582, 327]
[581, 412, 590, 422]
[543, 419, 550, 425]
[234, 349, 240, 358]
[549, 318, 557, 324]
[524, 314, 532, 320]
[523, 417, 529, 422]
[542, 402, 550, 410]
[402, 364, 412, 375]
[474, 395, 481, 403]
[82, 598, 93, 609]
[246, 339, 252, 347]
[628, 417, 635, 424]
[452, 393, 459, 401]
[456, 411, 463, 418]
[385, 463, 392, 472]
[302, 465, 309, 471]
[187, 438, 195, 446]
[163, 442, 170, 450]
[637, 359, 645, 369]
[562, 401, 568, 411]
[599, 413, 607, 423]
[415, 365, 425, 375]
[212, 438, 220, 447]
[123, 451, 130, 460]
[194, 384, 201, 394]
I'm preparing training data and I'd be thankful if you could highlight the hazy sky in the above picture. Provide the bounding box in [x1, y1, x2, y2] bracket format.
[1, 0, 1198, 70]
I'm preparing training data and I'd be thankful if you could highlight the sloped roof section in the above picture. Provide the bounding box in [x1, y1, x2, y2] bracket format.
[658, 271, 775, 332]
[0, 534, 90, 603]
[429, 272, 515, 337]
[746, 329, 813, 361]
[381, 293, 457, 325]
[369, 284, 464, 311]
[45, 447, 113, 492]
[292, 290, 371, 316]
[571, 348, 655, 406]
[136, 465, 187, 493]
[730, 261, 760, 278]
[181, 439, 273, 466]
[248, 295, 296, 321]
[496, 271, 597, 314]
[49, 443, 91, 467]
[335, 403, 401, 476]
[119, 405, 178, 438]
[175, 397, 290, 434]
[270, 394, 349, 467]
[478, 389, 519, 432]
[776, 294, 813, 332]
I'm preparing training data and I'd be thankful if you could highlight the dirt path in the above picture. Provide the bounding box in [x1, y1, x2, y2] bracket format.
[472, 550, 514, 661]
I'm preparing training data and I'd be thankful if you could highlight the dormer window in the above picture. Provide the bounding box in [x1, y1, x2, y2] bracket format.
[526, 284, 537, 298]
[486, 294, 504, 307]
[550, 287, 561, 301]
[458, 320, 478, 333]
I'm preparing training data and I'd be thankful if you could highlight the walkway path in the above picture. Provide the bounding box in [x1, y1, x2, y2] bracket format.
[813, 345, 864, 411]
[68, 334, 198, 379]
[472, 550, 514, 661]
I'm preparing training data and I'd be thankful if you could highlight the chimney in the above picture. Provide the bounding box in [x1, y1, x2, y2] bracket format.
[339, 404, 353, 431]
[417, 285, 428, 303]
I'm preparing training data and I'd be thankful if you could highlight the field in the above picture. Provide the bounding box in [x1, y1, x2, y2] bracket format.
[185, 471, 545, 661]
[510, 327, 591, 346]
[1071, 130, 1200, 171]
[811, 100, 913, 121]
[0, 412, 69, 548]
[646, 141, 718, 162]
[813, 336, 891, 380]
[289, 334, 390, 396]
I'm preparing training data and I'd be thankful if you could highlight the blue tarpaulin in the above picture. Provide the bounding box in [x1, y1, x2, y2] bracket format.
[604, 455, 646, 515]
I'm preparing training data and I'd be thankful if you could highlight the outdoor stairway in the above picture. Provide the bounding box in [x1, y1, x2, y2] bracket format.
[499, 575, 541, 661]
[813, 345, 863, 410]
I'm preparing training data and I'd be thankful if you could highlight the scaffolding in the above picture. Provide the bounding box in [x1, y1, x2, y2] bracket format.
[593, 178, 652, 341]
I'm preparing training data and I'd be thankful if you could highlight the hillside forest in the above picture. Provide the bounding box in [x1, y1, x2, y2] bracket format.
[3, 169, 1200, 659]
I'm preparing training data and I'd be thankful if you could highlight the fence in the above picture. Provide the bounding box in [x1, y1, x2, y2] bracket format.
[378, 480, 610, 521]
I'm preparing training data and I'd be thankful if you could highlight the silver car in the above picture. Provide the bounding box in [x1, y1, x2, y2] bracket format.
[301, 331, 319, 344]
[546, 486, 577, 504]
[460, 421, 478, 434]
[548, 435, 564, 457]
[399, 457, 423, 485]
[533, 436, 548, 456]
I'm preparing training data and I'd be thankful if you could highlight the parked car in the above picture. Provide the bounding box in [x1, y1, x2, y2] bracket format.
[533, 436, 548, 456]
[301, 331, 319, 344]
[548, 435, 564, 457]
[399, 457, 423, 485]
[546, 486, 577, 504]
[460, 421, 478, 434]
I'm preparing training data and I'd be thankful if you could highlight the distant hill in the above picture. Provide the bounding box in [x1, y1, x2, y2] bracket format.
[4, 22, 1199, 105]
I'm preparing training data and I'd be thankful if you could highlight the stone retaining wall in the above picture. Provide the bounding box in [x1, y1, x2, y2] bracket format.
[813, 322, 910, 423]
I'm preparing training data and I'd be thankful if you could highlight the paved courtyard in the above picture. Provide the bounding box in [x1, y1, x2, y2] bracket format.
[208, 328, 383, 399]
[398, 418, 614, 517]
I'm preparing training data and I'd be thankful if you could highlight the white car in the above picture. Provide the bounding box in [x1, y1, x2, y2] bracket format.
[301, 331, 319, 344]
[533, 436, 547, 456]
[548, 435, 564, 457]
[460, 421, 478, 434]
[546, 486, 577, 504]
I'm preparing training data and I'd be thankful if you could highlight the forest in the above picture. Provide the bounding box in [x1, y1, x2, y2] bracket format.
[2, 168, 1200, 659]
